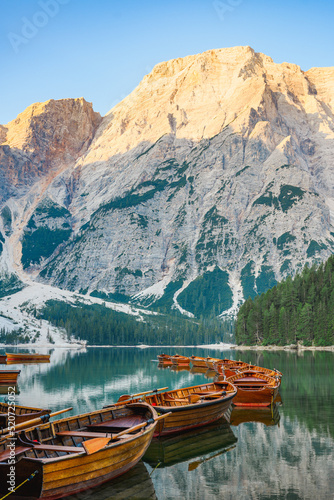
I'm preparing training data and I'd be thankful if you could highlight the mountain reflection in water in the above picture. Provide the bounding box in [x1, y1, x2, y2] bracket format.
[1, 347, 332, 500]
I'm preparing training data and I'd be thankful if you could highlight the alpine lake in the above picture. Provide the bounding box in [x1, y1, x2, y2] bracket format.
[1, 346, 333, 500]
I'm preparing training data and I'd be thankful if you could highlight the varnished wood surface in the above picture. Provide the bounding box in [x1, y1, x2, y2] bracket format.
[0, 369, 20, 384]
[5, 353, 50, 362]
[0, 403, 157, 499]
[112, 382, 237, 436]
[227, 371, 280, 406]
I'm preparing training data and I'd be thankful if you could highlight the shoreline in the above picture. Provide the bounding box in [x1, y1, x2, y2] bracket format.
[233, 345, 334, 351]
[0, 343, 333, 351]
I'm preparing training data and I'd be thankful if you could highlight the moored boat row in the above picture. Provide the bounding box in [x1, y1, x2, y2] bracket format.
[157, 353, 282, 407]
[0, 352, 283, 499]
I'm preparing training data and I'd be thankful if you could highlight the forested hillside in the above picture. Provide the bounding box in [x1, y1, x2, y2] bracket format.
[236, 256, 334, 346]
[38, 300, 233, 346]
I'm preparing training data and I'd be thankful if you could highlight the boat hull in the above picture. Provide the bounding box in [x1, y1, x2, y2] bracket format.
[157, 355, 172, 365]
[5, 353, 50, 363]
[0, 370, 20, 385]
[231, 386, 279, 407]
[227, 371, 280, 407]
[154, 393, 236, 436]
[0, 404, 157, 500]
[170, 355, 190, 366]
[0, 430, 154, 499]
[190, 357, 208, 368]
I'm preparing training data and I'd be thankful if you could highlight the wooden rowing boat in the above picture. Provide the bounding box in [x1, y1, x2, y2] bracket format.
[0, 355, 7, 364]
[0, 402, 159, 499]
[157, 354, 173, 365]
[0, 369, 20, 385]
[226, 370, 280, 407]
[109, 381, 237, 437]
[5, 352, 51, 363]
[213, 360, 249, 378]
[238, 364, 283, 379]
[189, 355, 208, 368]
[229, 403, 280, 427]
[0, 403, 50, 429]
[143, 415, 237, 468]
[170, 354, 190, 366]
[205, 357, 222, 369]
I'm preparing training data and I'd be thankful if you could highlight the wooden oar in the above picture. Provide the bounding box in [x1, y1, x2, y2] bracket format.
[112, 411, 172, 439]
[0, 407, 73, 436]
[115, 387, 169, 404]
[82, 437, 111, 455]
[77, 412, 172, 456]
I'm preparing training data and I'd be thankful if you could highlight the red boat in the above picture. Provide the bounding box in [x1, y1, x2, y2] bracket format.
[226, 370, 280, 407]
[157, 354, 173, 365]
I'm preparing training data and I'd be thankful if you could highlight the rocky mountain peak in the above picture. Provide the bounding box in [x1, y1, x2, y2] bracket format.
[1, 47, 334, 319]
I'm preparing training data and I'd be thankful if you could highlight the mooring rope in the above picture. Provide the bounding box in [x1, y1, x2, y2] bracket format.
[0, 470, 39, 500]
[149, 460, 161, 476]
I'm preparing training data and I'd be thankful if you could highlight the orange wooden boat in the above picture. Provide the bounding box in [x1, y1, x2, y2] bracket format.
[226, 370, 280, 407]
[108, 381, 237, 437]
[157, 354, 173, 365]
[213, 360, 249, 378]
[0, 403, 160, 499]
[0, 403, 50, 429]
[189, 355, 208, 368]
[5, 352, 50, 363]
[238, 364, 283, 379]
[170, 354, 191, 366]
[0, 369, 20, 385]
[205, 357, 222, 369]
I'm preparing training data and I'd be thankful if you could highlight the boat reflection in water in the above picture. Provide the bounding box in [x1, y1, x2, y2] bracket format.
[144, 416, 237, 469]
[169, 364, 191, 373]
[64, 461, 157, 500]
[229, 403, 281, 427]
[0, 384, 20, 395]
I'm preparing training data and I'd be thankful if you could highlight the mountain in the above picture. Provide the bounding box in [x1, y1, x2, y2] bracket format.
[1, 46, 334, 319]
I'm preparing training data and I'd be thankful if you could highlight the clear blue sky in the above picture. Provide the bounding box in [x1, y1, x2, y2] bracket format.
[1, 0, 333, 124]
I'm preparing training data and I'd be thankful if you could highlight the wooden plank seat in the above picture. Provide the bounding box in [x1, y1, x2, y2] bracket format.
[0, 446, 32, 461]
[192, 391, 226, 398]
[56, 431, 112, 439]
[86, 415, 145, 432]
[33, 444, 84, 453]
[163, 395, 188, 403]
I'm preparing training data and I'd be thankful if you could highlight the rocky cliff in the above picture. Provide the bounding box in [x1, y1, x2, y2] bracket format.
[1, 46, 333, 318]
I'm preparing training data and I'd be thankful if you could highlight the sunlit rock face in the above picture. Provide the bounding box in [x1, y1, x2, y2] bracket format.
[1, 47, 334, 316]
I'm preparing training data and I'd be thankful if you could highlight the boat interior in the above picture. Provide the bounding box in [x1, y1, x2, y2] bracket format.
[0, 404, 154, 464]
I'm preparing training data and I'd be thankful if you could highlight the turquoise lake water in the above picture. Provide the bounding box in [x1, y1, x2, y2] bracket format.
[1, 346, 333, 499]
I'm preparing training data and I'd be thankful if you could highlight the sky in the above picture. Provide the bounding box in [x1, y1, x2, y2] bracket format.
[1, 0, 333, 124]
